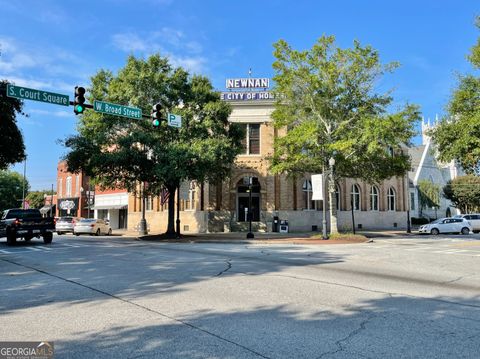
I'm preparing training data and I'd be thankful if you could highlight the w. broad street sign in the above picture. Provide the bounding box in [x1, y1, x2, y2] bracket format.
[93, 100, 142, 119]
[7, 84, 69, 106]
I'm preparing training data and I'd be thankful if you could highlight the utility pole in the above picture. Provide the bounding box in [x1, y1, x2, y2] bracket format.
[322, 165, 328, 240]
[50, 183, 54, 217]
[22, 157, 27, 209]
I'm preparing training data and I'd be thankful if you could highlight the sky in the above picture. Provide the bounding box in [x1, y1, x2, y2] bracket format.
[1, 0, 479, 190]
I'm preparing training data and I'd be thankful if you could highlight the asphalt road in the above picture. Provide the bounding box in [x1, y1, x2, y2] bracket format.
[0, 234, 479, 358]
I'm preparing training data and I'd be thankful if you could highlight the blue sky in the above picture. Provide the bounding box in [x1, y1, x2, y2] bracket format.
[1, 0, 479, 190]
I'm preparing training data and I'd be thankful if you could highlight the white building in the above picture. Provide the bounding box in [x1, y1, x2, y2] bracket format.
[408, 118, 463, 220]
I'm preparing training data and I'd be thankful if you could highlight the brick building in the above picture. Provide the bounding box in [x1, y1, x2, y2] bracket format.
[127, 78, 409, 233]
[56, 161, 92, 218]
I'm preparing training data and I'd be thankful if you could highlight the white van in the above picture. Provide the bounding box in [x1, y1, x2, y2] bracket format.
[454, 214, 480, 232]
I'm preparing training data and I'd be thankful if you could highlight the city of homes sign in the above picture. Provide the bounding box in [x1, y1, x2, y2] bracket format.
[220, 77, 275, 102]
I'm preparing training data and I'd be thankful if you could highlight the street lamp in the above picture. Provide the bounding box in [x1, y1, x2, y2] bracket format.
[246, 176, 254, 239]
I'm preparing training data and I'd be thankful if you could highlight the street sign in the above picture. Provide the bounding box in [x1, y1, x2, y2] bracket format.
[7, 84, 69, 106]
[93, 100, 142, 119]
[168, 113, 182, 128]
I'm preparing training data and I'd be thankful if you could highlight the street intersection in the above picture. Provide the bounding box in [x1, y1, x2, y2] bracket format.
[0, 234, 479, 358]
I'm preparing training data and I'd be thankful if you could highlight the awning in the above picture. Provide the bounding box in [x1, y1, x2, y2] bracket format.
[40, 205, 53, 214]
[91, 204, 128, 210]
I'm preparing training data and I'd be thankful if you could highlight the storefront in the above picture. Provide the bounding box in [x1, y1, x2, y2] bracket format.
[58, 198, 80, 217]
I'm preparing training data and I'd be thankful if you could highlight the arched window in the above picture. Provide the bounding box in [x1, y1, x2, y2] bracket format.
[302, 180, 317, 210]
[370, 186, 379, 211]
[388, 187, 396, 211]
[351, 184, 361, 211]
[335, 185, 340, 210]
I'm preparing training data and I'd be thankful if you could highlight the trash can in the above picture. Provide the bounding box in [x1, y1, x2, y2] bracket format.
[272, 216, 279, 232]
[279, 220, 289, 233]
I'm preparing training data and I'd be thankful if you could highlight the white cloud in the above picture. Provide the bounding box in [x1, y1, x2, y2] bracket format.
[169, 55, 206, 74]
[111, 29, 206, 73]
[112, 33, 149, 52]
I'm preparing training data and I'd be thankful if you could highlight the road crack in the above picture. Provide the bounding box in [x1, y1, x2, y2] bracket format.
[216, 259, 232, 276]
[317, 313, 376, 359]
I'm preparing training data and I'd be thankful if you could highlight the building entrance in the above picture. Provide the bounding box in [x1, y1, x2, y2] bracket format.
[237, 178, 260, 222]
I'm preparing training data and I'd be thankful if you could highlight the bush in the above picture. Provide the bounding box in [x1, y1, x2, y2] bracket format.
[411, 217, 430, 225]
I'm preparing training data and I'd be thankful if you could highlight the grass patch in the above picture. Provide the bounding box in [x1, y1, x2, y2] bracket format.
[310, 232, 368, 241]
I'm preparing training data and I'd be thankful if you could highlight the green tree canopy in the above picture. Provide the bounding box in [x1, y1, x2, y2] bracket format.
[417, 179, 441, 210]
[0, 80, 26, 170]
[443, 175, 480, 213]
[64, 54, 243, 236]
[0, 170, 28, 211]
[26, 190, 55, 209]
[430, 17, 480, 174]
[270, 35, 419, 233]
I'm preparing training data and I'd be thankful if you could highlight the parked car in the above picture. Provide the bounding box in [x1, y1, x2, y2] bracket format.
[56, 216, 80, 235]
[0, 209, 55, 246]
[74, 218, 112, 236]
[418, 217, 472, 235]
[454, 214, 480, 233]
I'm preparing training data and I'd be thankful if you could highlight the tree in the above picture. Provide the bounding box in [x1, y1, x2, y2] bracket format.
[443, 175, 480, 213]
[0, 170, 28, 211]
[270, 36, 420, 233]
[64, 54, 243, 237]
[26, 190, 55, 209]
[417, 179, 441, 217]
[0, 80, 26, 169]
[430, 17, 480, 174]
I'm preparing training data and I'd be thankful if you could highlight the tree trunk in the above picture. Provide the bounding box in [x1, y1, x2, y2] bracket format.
[166, 185, 177, 237]
[328, 173, 338, 234]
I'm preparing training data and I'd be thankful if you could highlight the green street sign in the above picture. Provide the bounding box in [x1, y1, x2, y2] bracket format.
[6, 84, 69, 106]
[93, 100, 142, 119]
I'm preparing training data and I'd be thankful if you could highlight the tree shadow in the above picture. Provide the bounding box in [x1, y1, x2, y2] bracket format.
[52, 295, 480, 358]
[0, 241, 344, 314]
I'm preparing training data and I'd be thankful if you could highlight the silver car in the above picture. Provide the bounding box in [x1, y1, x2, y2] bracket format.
[418, 217, 472, 235]
[74, 218, 112, 236]
[56, 216, 80, 235]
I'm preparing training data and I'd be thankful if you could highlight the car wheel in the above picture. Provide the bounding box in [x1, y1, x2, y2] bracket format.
[43, 232, 53, 244]
[430, 228, 440, 235]
[107, 228, 112, 236]
[461, 227, 470, 235]
[57, 232, 63, 235]
[75, 233, 80, 236]
[95, 229, 100, 236]
[24, 235, 33, 242]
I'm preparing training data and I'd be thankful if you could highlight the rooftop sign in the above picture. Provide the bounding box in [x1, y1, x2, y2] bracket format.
[226, 78, 269, 89]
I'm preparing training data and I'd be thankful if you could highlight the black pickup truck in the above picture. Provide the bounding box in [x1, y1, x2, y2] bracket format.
[0, 209, 55, 246]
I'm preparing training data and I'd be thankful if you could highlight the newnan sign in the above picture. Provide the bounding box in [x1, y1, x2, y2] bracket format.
[226, 78, 269, 89]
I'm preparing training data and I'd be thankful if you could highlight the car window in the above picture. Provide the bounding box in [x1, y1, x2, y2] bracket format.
[473, 215, 480, 220]
[58, 217, 74, 223]
[464, 215, 471, 220]
[454, 219, 463, 223]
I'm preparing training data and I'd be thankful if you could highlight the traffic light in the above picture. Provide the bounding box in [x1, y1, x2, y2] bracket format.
[74, 86, 86, 115]
[151, 103, 162, 127]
